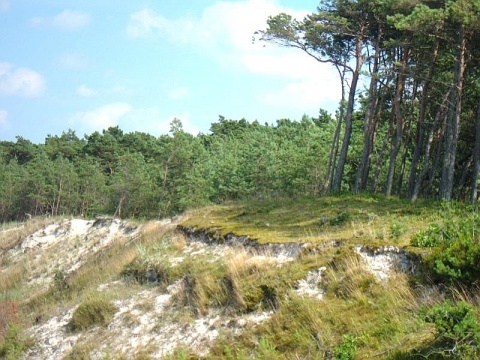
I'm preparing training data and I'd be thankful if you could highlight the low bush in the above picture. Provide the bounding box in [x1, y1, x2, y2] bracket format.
[69, 298, 116, 331]
[0, 324, 33, 360]
[423, 300, 480, 358]
[333, 334, 358, 360]
[411, 213, 480, 285]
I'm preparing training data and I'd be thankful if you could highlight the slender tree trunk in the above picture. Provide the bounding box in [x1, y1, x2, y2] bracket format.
[407, 39, 440, 198]
[386, 47, 410, 196]
[372, 123, 390, 193]
[412, 90, 450, 200]
[323, 66, 346, 194]
[355, 33, 381, 193]
[471, 97, 480, 203]
[439, 26, 467, 200]
[426, 106, 448, 197]
[396, 125, 412, 195]
[114, 195, 125, 218]
[332, 35, 363, 193]
[455, 155, 472, 199]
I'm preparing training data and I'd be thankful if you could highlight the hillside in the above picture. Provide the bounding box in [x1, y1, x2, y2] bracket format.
[1, 195, 480, 359]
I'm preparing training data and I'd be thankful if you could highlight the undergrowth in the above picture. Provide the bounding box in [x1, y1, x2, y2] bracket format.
[2, 196, 480, 358]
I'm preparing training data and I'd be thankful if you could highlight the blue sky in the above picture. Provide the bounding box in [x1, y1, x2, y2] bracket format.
[0, 0, 340, 143]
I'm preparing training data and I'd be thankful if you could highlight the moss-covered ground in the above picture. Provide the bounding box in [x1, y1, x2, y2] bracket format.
[181, 194, 440, 246]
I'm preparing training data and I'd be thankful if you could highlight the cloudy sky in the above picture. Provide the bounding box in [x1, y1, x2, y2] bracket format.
[0, 0, 340, 143]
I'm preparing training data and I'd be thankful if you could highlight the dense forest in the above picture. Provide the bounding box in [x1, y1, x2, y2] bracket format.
[2, 0, 480, 221]
[0, 115, 336, 221]
[257, 0, 480, 201]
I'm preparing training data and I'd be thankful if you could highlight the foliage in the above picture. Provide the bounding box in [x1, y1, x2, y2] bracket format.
[423, 301, 480, 358]
[333, 334, 358, 360]
[0, 116, 337, 221]
[0, 301, 19, 343]
[0, 324, 33, 360]
[412, 212, 480, 284]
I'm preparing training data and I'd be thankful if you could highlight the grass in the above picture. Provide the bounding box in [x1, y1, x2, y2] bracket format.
[69, 296, 117, 331]
[0, 217, 58, 253]
[180, 194, 439, 246]
[2, 195, 480, 359]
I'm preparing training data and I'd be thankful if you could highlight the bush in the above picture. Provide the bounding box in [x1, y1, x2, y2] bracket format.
[411, 223, 444, 247]
[411, 214, 480, 285]
[0, 324, 33, 360]
[333, 334, 358, 360]
[329, 212, 352, 226]
[69, 298, 116, 331]
[423, 301, 480, 358]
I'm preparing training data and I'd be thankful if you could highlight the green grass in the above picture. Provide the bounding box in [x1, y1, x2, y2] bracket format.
[181, 194, 439, 246]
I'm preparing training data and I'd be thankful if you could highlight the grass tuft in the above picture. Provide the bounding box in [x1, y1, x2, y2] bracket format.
[69, 296, 116, 331]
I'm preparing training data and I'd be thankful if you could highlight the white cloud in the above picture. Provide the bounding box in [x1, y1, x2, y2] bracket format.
[31, 10, 90, 31]
[76, 84, 98, 97]
[168, 87, 190, 100]
[70, 103, 200, 137]
[0, 62, 46, 97]
[70, 103, 132, 133]
[260, 76, 340, 113]
[126, 0, 340, 114]
[0, 110, 9, 129]
[127, 0, 299, 51]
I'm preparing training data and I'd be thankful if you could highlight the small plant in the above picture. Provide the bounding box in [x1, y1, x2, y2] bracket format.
[69, 297, 116, 331]
[333, 334, 358, 360]
[389, 220, 405, 240]
[255, 337, 281, 359]
[64, 341, 95, 360]
[0, 324, 33, 360]
[53, 269, 69, 289]
[411, 223, 444, 247]
[411, 213, 480, 285]
[0, 301, 19, 342]
[423, 300, 480, 358]
[329, 212, 352, 226]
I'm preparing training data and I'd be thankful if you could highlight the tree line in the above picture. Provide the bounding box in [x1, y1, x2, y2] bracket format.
[0, 115, 336, 221]
[2, 0, 480, 221]
[256, 0, 480, 202]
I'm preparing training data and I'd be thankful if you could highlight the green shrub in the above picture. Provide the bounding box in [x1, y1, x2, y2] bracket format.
[411, 214, 480, 284]
[69, 298, 116, 331]
[333, 334, 358, 360]
[423, 301, 480, 358]
[389, 220, 405, 240]
[0, 324, 33, 360]
[411, 223, 448, 248]
[329, 212, 352, 226]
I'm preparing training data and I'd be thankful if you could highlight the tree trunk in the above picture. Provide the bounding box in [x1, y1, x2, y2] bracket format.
[407, 39, 440, 198]
[354, 31, 381, 193]
[471, 97, 480, 203]
[332, 35, 363, 193]
[386, 47, 410, 196]
[439, 26, 467, 200]
[323, 66, 346, 194]
[412, 90, 449, 200]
